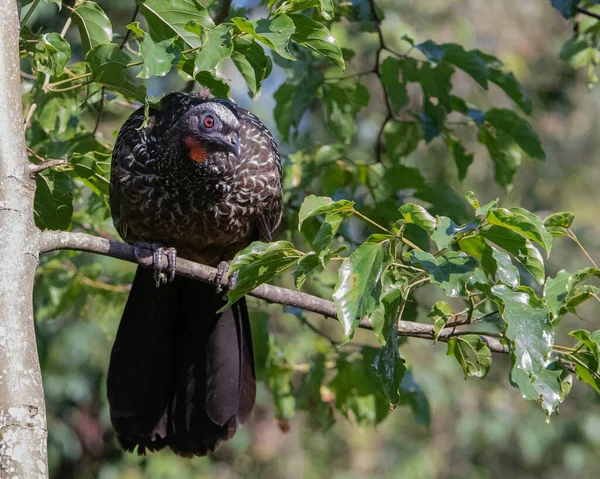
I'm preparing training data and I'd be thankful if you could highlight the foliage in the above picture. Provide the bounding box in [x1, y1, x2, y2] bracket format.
[19, 0, 600, 477]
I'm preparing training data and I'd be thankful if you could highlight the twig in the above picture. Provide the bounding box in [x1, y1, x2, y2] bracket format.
[29, 159, 69, 175]
[577, 7, 600, 21]
[38, 230, 509, 354]
[119, 5, 139, 49]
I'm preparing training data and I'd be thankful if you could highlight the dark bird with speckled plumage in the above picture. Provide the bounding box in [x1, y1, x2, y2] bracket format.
[107, 90, 282, 457]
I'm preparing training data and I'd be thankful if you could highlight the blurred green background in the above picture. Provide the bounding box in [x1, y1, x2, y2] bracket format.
[26, 0, 600, 478]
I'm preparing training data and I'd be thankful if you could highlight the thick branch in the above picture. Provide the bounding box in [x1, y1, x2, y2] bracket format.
[39, 230, 508, 354]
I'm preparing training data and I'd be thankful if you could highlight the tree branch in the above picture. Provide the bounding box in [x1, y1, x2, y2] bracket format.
[38, 230, 509, 354]
[213, 0, 233, 25]
[577, 6, 600, 21]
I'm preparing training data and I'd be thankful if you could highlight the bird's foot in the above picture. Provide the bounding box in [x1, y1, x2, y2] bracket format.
[214, 261, 238, 295]
[133, 242, 177, 287]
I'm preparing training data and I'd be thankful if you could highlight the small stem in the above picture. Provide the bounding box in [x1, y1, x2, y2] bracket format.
[353, 209, 395, 235]
[60, 13, 73, 38]
[446, 331, 503, 339]
[47, 80, 94, 92]
[568, 229, 598, 268]
[119, 5, 139, 49]
[577, 6, 600, 21]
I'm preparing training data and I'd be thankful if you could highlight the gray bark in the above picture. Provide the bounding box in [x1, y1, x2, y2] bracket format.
[0, 1, 48, 478]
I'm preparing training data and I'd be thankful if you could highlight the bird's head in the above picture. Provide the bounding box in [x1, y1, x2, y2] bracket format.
[173, 102, 241, 166]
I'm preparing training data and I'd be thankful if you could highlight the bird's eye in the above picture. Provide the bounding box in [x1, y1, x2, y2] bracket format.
[204, 116, 215, 128]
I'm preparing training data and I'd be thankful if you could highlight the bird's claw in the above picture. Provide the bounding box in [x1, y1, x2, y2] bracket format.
[215, 261, 238, 295]
[134, 242, 177, 287]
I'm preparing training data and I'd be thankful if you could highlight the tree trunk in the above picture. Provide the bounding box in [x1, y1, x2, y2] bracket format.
[0, 1, 48, 477]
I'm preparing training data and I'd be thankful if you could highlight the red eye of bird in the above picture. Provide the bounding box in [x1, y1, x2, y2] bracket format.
[204, 116, 214, 128]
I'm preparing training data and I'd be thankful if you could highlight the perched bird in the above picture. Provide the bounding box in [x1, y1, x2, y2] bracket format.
[107, 90, 282, 457]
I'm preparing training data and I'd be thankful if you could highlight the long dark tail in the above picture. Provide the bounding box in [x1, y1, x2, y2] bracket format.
[107, 266, 255, 456]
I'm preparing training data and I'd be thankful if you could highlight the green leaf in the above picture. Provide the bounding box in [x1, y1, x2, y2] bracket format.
[510, 362, 572, 416]
[487, 207, 552, 254]
[369, 270, 407, 345]
[34, 33, 71, 76]
[418, 62, 453, 104]
[544, 212, 575, 237]
[410, 250, 478, 297]
[294, 252, 320, 289]
[136, 0, 214, 49]
[431, 216, 479, 250]
[459, 236, 519, 288]
[289, 14, 344, 71]
[333, 238, 394, 342]
[448, 137, 473, 181]
[193, 70, 230, 98]
[273, 71, 324, 141]
[560, 38, 595, 68]
[417, 41, 489, 88]
[298, 195, 354, 229]
[280, 0, 334, 20]
[491, 285, 558, 414]
[485, 109, 546, 160]
[551, 0, 580, 19]
[429, 301, 454, 341]
[447, 335, 492, 379]
[137, 35, 182, 78]
[489, 68, 533, 115]
[480, 225, 545, 284]
[231, 16, 296, 61]
[34, 173, 74, 231]
[569, 330, 600, 392]
[329, 350, 391, 426]
[544, 268, 600, 320]
[73, 1, 113, 53]
[222, 241, 301, 308]
[312, 210, 353, 253]
[372, 333, 406, 405]
[322, 82, 369, 144]
[419, 98, 446, 142]
[231, 36, 272, 99]
[194, 24, 233, 74]
[380, 58, 408, 115]
[86, 44, 146, 101]
[383, 121, 422, 161]
[399, 371, 431, 426]
[478, 125, 522, 187]
[398, 203, 436, 234]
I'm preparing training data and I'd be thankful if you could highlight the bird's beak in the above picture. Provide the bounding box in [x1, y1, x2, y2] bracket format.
[226, 133, 241, 158]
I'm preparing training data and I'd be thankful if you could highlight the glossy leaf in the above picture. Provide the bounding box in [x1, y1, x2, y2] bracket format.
[289, 14, 344, 70]
[398, 203, 436, 234]
[447, 335, 492, 379]
[73, 1, 113, 53]
[544, 212, 574, 237]
[298, 195, 355, 229]
[460, 235, 519, 288]
[193, 24, 233, 74]
[485, 109, 546, 160]
[136, 0, 214, 48]
[231, 15, 296, 60]
[137, 35, 182, 78]
[487, 207, 552, 253]
[34, 173, 74, 231]
[491, 285, 557, 414]
[223, 241, 301, 308]
[480, 225, 545, 284]
[333, 238, 394, 341]
[231, 36, 272, 99]
[429, 301, 454, 341]
[410, 250, 478, 297]
[34, 33, 71, 76]
[86, 44, 146, 101]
